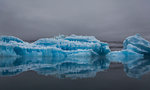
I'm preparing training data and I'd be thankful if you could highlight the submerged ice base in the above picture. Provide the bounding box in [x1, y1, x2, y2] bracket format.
[0, 35, 110, 57]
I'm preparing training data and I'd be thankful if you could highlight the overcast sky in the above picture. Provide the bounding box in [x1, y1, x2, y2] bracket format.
[0, 0, 150, 41]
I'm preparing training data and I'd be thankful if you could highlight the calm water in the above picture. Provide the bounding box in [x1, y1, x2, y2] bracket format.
[0, 42, 150, 90]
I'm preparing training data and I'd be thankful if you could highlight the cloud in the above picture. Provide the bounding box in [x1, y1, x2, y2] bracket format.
[0, 0, 150, 41]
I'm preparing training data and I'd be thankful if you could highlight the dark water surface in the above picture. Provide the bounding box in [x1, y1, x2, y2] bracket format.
[0, 43, 150, 90]
[0, 64, 150, 90]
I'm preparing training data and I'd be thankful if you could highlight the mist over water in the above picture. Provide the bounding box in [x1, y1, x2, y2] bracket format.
[0, 0, 150, 41]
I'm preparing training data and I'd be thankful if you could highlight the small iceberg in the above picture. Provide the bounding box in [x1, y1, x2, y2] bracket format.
[123, 34, 150, 56]
[106, 34, 150, 62]
[0, 35, 110, 57]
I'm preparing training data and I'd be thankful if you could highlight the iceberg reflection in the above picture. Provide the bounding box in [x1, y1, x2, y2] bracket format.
[0, 56, 110, 79]
[0, 55, 150, 79]
[106, 54, 150, 78]
[124, 57, 150, 78]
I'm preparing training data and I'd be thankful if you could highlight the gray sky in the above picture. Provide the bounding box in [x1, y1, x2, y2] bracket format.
[0, 0, 150, 41]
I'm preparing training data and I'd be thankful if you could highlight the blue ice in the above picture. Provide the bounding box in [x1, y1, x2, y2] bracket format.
[106, 50, 143, 63]
[123, 34, 150, 56]
[0, 35, 110, 57]
[106, 34, 150, 62]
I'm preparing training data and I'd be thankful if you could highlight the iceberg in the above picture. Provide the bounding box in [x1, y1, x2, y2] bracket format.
[106, 34, 148, 62]
[123, 34, 150, 56]
[0, 35, 110, 57]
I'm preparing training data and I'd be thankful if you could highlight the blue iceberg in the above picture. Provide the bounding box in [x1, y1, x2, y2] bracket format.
[0, 35, 110, 57]
[106, 34, 149, 62]
[123, 34, 150, 56]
